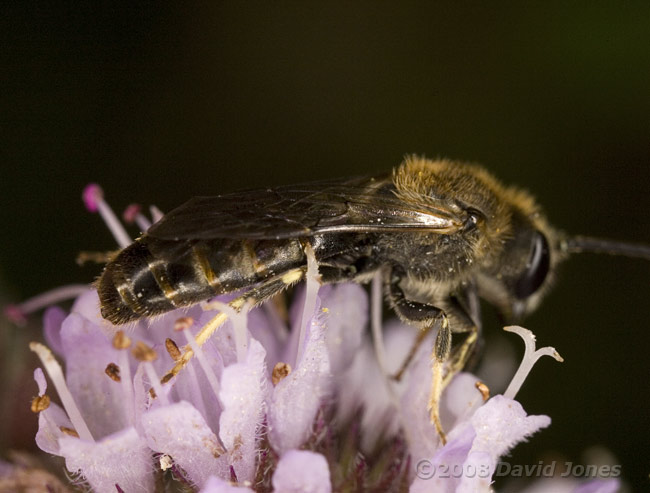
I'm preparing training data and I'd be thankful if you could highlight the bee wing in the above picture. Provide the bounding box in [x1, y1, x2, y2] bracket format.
[147, 176, 464, 240]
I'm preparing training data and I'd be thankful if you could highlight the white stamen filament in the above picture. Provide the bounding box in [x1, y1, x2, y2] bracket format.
[96, 197, 132, 248]
[144, 362, 169, 406]
[84, 185, 132, 249]
[205, 300, 249, 363]
[29, 342, 94, 442]
[117, 349, 135, 425]
[150, 205, 164, 224]
[503, 325, 564, 400]
[133, 212, 152, 232]
[182, 328, 222, 410]
[371, 270, 401, 411]
[296, 244, 320, 366]
[370, 271, 388, 376]
[262, 301, 289, 344]
[9, 284, 89, 319]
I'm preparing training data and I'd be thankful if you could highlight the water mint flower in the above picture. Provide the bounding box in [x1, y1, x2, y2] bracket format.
[11, 185, 620, 492]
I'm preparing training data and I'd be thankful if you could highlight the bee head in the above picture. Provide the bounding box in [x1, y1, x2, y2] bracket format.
[472, 183, 568, 324]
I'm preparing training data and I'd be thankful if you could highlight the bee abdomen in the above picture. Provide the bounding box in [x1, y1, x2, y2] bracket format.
[98, 237, 306, 324]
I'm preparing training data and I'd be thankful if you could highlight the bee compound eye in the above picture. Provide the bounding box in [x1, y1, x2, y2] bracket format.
[514, 231, 550, 299]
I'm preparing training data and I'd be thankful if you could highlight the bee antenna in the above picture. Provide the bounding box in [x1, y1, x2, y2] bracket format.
[563, 235, 650, 261]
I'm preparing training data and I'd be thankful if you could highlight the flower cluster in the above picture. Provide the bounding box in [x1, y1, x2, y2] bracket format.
[11, 186, 622, 492]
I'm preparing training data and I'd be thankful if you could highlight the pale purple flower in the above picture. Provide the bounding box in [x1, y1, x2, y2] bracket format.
[14, 185, 622, 492]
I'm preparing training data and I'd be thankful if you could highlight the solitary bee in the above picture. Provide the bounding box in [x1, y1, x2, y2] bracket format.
[97, 156, 649, 441]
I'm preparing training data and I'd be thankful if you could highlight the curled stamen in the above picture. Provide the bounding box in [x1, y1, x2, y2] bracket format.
[5, 284, 89, 324]
[503, 325, 564, 400]
[82, 183, 132, 249]
[29, 342, 94, 442]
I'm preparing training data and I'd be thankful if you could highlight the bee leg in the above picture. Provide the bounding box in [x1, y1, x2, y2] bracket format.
[387, 272, 446, 381]
[430, 315, 452, 444]
[162, 267, 306, 383]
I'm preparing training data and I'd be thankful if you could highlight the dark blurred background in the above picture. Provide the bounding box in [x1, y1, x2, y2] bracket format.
[1, 3, 649, 491]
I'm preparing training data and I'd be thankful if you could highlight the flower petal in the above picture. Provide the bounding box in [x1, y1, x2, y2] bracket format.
[218, 339, 269, 483]
[59, 426, 153, 493]
[35, 401, 73, 455]
[272, 450, 332, 493]
[456, 395, 551, 493]
[572, 478, 621, 493]
[409, 425, 476, 493]
[142, 401, 229, 488]
[268, 305, 330, 454]
[43, 306, 66, 356]
[321, 284, 367, 374]
[59, 313, 129, 438]
[200, 476, 255, 493]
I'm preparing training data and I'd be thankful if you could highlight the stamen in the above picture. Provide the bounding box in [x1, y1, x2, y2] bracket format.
[272, 362, 292, 385]
[503, 326, 564, 400]
[123, 204, 152, 232]
[204, 301, 249, 363]
[295, 244, 321, 366]
[82, 184, 132, 249]
[31, 395, 51, 413]
[165, 338, 182, 361]
[105, 363, 121, 382]
[132, 342, 168, 406]
[29, 342, 94, 442]
[5, 284, 89, 324]
[112, 331, 135, 424]
[475, 381, 490, 402]
[60, 426, 80, 438]
[112, 330, 132, 350]
[371, 270, 389, 376]
[150, 205, 164, 224]
[179, 322, 222, 410]
[160, 455, 173, 471]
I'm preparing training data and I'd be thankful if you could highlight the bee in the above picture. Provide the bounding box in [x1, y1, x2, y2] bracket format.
[97, 156, 650, 442]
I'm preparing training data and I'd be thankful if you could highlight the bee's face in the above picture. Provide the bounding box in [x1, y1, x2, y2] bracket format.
[475, 204, 564, 323]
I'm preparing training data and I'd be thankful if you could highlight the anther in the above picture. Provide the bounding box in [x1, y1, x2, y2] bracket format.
[165, 338, 182, 361]
[475, 381, 490, 401]
[272, 362, 292, 385]
[112, 330, 132, 350]
[30, 342, 94, 442]
[132, 341, 157, 362]
[105, 363, 121, 382]
[174, 317, 194, 332]
[82, 183, 132, 249]
[123, 203, 153, 232]
[31, 395, 51, 413]
[60, 426, 80, 438]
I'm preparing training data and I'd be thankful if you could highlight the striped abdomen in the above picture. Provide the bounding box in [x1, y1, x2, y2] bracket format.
[98, 236, 306, 324]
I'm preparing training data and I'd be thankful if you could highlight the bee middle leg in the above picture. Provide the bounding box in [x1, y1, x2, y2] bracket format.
[388, 272, 478, 444]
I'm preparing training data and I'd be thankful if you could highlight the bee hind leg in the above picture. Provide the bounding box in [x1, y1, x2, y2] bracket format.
[162, 267, 306, 383]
